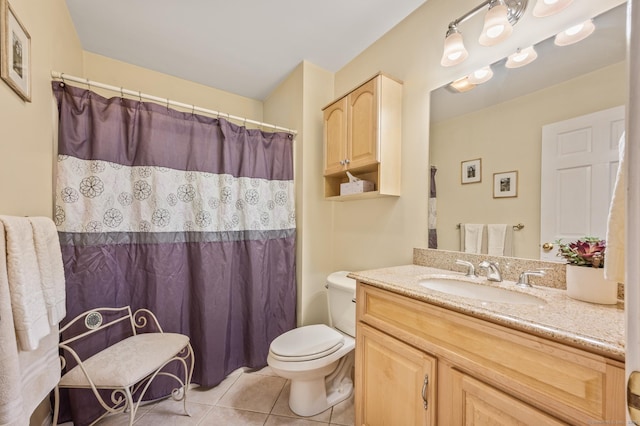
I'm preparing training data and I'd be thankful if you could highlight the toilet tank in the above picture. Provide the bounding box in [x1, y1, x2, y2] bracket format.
[327, 271, 356, 337]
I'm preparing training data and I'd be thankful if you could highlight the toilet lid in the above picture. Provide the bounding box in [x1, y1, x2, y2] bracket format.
[270, 324, 344, 361]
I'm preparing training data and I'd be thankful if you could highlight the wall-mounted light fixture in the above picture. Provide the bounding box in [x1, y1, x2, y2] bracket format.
[479, 0, 514, 46]
[440, 25, 469, 67]
[533, 0, 573, 18]
[467, 65, 494, 84]
[445, 2, 601, 94]
[449, 76, 477, 93]
[554, 19, 595, 46]
[440, 0, 528, 67]
[505, 45, 538, 68]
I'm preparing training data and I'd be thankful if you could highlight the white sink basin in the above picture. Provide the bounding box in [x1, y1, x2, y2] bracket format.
[418, 276, 545, 306]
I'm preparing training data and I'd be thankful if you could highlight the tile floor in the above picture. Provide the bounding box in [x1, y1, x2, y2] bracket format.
[59, 366, 354, 426]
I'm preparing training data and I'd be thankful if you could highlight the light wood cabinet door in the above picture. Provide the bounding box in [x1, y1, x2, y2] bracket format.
[347, 77, 379, 170]
[323, 97, 348, 176]
[356, 323, 436, 426]
[322, 73, 402, 198]
[450, 370, 567, 426]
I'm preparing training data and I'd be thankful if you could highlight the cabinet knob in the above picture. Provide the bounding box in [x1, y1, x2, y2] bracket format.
[344, 159, 350, 164]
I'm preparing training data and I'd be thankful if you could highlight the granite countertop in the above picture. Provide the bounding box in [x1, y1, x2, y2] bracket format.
[349, 264, 625, 362]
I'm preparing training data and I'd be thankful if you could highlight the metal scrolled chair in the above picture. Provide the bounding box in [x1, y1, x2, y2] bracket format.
[52, 306, 194, 426]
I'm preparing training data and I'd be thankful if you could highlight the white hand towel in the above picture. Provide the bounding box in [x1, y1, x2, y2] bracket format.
[29, 217, 66, 326]
[0, 216, 50, 351]
[605, 133, 626, 283]
[487, 224, 509, 256]
[0, 222, 62, 425]
[463, 224, 485, 254]
[0, 225, 28, 425]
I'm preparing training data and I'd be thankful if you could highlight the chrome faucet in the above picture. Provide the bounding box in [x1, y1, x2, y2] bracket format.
[517, 270, 546, 288]
[455, 259, 476, 277]
[478, 260, 502, 282]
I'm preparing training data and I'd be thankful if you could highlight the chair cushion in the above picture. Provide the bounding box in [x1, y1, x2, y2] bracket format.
[59, 333, 190, 389]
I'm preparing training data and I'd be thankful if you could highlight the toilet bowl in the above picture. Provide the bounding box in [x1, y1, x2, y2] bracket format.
[266, 271, 356, 417]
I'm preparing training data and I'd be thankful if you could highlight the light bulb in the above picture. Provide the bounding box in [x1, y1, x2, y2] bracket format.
[555, 19, 595, 46]
[533, 0, 573, 17]
[565, 23, 584, 36]
[506, 46, 538, 68]
[467, 66, 494, 85]
[486, 25, 505, 39]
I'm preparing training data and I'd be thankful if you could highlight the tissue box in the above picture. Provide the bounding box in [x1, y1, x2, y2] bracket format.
[340, 180, 375, 196]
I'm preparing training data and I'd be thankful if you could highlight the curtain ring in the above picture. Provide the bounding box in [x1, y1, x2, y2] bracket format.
[166, 98, 170, 110]
[120, 87, 124, 99]
[138, 91, 142, 102]
[85, 78, 91, 91]
[191, 104, 195, 115]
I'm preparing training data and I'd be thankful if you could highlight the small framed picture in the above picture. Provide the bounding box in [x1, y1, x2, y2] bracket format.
[461, 158, 481, 184]
[1, 0, 31, 102]
[493, 170, 518, 198]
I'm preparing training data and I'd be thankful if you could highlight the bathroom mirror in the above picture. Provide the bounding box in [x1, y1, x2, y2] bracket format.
[429, 3, 627, 260]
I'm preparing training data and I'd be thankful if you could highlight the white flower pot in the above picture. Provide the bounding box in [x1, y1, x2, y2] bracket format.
[566, 265, 618, 305]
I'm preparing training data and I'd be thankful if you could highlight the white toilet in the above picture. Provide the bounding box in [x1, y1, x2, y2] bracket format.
[267, 271, 356, 417]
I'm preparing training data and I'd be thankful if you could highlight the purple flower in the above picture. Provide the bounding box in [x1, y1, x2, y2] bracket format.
[556, 237, 606, 268]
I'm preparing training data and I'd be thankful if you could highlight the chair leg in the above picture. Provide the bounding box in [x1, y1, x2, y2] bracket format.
[52, 386, 60, 426]
[183, 343, 195, 417]
[124, 388, 135, 426]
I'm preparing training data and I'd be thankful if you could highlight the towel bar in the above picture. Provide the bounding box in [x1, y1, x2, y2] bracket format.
[456, 223, 524, 231]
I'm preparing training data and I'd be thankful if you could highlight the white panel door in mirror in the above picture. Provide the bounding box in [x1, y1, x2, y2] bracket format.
[540, 105, 625, 261]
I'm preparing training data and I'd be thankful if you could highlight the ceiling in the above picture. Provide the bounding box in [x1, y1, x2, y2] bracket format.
[64, 0, 427, 101]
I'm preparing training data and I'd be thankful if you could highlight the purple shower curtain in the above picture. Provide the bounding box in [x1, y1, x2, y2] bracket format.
[52, 82, 296, 425]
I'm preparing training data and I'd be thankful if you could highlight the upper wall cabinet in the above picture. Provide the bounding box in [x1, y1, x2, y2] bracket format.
[322, 73, 402, 200]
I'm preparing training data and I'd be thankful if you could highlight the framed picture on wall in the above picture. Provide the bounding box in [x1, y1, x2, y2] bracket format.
[461, 158, 481, 184]
[493, 170, 518, 198]
[0, 0, 31, 102]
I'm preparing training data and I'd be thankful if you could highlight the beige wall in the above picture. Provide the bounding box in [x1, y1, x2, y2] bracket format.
[320, 0, 625, 273]
[0, 0, 83, 217]
[265, 61, 335, 326]
[431, 62, 626, 259]
[0, 1, 83, 423]
[82, 52, 263, 120]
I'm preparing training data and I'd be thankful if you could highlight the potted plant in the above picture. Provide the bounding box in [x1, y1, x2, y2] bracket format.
[556, 237, 617, 304]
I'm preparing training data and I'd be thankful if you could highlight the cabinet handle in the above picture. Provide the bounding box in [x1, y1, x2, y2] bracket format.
[628, 371, 640, 421]
[421, 374, 429, 410]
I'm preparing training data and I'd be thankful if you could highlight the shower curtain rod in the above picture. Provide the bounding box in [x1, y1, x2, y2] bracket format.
[50, 71, 298, 135]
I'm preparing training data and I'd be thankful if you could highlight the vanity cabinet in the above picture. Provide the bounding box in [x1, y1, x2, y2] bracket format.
[355, 283, 625, 425]
[322, 73, 402, 200]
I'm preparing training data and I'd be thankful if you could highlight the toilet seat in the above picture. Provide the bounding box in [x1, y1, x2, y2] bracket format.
[269, 324, 344, 362]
